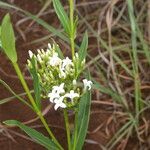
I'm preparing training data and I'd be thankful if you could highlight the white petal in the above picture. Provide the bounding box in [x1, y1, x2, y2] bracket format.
[54, 96, 66, 110]
[48, 91, 60, 103]
[54, 103, 59, 110]
[60, 103, 66, 108]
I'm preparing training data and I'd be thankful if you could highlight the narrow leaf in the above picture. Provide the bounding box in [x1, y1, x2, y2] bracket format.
[1, 13, 17, 62]
[52, 0, 70, 35]
[29, 57, 41, 110]
[79, 31, 88, 62]
[3, 120, 58, 150]
[75, 91, 91, 150]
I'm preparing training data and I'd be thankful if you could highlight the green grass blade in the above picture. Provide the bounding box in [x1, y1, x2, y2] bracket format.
[52, 0, 70, 35]
[137, 27, 150, 64]
[113, 54, 133, 77]
[127, 0, 142, 114]
[93, 79, 122, 104]
[106, 121, 133, 149]
[3, 120, 59, 150]
[1, 13, 17, 63]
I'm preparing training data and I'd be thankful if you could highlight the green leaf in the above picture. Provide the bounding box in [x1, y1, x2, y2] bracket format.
[52, 0, 70, 35]
[1, 13, 17, 62]
[29, 57, 41, 110]
[78, 31, 88, 62]
[3, 120, 58, 150]
[72, 71, 92, 150]
[75, 91, 91, 150]
[75, 31, 88, 75]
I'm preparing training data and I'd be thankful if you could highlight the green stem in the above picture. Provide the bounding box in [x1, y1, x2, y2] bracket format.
[69, 0, 75, 59]
[13, 62, 38, 111]
[63, 109, 71, 150]
[72, 110, 78, 150]
[71, 37, 75, 58]
[13, 62, 63, 150]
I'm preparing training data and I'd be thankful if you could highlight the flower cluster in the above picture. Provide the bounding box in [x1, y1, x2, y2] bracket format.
[27, 43, 92, 110]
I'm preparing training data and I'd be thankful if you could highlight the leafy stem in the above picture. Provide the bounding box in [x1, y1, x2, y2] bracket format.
[12, 62, 63, 150]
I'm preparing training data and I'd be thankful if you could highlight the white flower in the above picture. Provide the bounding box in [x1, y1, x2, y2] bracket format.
[64, 90, 79, 102]
[54, 96, 66, 110]
[28, 50, 33, 58]
[48, 91, 60, 103]
[62, 57, 73, 69]
[52, 83, 65, 94]
[48, 83, 65, 102]
[49, 53, 62, 66]
[83, 79, 93, 91]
